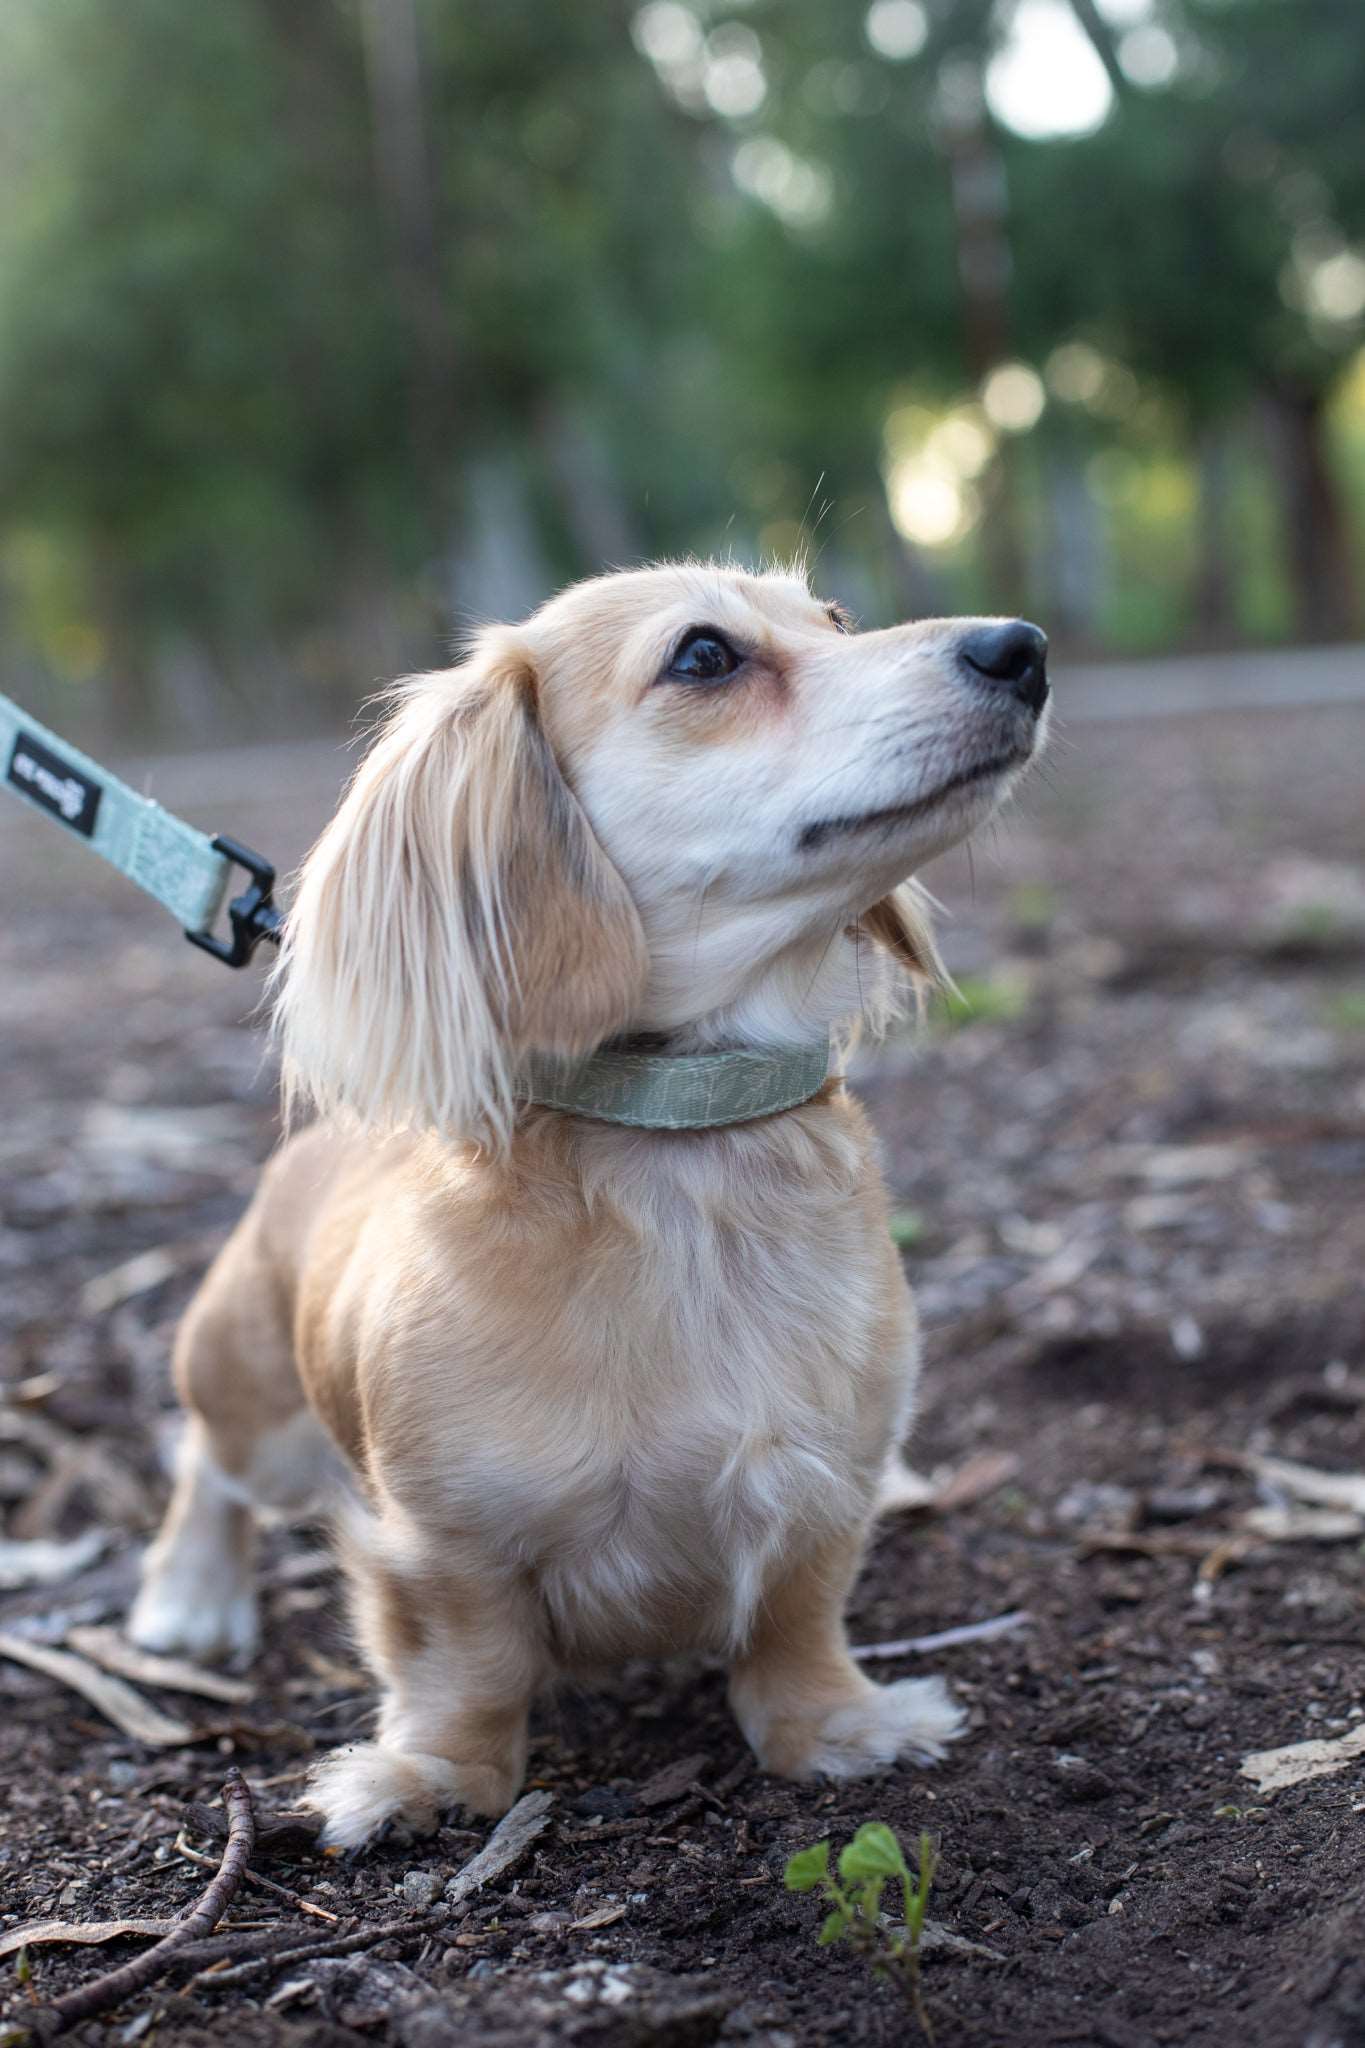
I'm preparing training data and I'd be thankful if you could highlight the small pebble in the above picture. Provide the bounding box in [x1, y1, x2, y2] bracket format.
[401, 1869, 442, 1909]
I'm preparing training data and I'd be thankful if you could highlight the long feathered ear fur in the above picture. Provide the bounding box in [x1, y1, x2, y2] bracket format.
[856, 881, 944, 1020]
[272, 631, 649, 1152]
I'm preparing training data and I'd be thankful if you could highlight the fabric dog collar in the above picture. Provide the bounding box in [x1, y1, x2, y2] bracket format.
[521, 1042, 832, 1130]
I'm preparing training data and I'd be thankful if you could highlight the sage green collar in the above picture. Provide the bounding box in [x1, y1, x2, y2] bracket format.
[520, 1042, 832, 1130]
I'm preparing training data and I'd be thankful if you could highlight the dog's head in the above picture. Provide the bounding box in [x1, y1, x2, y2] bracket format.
[275, 563, 1049, 1147]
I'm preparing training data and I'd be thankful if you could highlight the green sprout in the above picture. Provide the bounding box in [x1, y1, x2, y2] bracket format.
[937, 972, 1029, 1033]
[1325, 986, 1365, 1033]
[887, 1206, 926, 1249]
[785, 1821, 939, 2039]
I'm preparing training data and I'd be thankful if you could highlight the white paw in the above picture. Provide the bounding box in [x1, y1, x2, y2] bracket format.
[301, 1743, 469, 1852]
[809, 1675, 966, 1776]
[128, 1568, 259, 1668]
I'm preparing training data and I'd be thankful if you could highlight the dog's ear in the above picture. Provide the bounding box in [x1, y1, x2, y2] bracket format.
[856, 882, 943, 1007]
[273, 632, 648, 1150]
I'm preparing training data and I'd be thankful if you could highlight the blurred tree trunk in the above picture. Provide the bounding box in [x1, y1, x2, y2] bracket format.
[358, 0, 460, 558]
[90, 536, 154, 743]
[1192, 424, 1237, 646]
[1261, 379, 1356, 641]
[535, 399, 643, 570]
[1045, 447, 1105, 645]
[936, 56, 1026, 613]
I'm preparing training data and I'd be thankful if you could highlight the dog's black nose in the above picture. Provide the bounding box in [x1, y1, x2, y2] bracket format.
[959, 619, 1049, 715]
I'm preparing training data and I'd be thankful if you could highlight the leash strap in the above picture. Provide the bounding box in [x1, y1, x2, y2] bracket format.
[1, 691, 281, 967]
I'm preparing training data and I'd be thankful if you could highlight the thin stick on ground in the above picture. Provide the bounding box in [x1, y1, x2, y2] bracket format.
[29, 1768, 255, 2037]
[172, 1831, 340, 1924]
[182, 1910, 449, 1994]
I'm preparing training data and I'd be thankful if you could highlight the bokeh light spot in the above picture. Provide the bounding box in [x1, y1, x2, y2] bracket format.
[632, 2, 702, 68]
[864, 0, 928, 62]
[985, 0, 1115, 139]
[981, 361, 1046, 432]
[1119, 24, 1179, 87]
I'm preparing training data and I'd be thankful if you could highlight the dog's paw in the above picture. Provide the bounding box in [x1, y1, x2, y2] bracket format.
[739, 1672, 965, 1780]
[301, 1743, 518, 1852]
[806, 1675, 966, 1775]
[128, 1567, 259, 1668]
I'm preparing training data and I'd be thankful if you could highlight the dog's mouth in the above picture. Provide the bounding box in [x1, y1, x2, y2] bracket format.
[796, 749, 1028, 853]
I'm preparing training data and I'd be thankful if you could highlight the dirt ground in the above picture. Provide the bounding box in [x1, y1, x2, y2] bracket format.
[2, 679, 1364, 2047]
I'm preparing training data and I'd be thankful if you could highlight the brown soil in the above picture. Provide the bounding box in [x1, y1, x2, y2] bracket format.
[2, 695, 1364, 2047]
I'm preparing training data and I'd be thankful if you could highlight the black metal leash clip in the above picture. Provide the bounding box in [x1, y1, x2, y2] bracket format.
[185, 834, 284, 969]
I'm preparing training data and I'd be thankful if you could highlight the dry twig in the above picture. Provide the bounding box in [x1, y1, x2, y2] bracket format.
[172, 1830, 338, 1924]
[0, 1632, 195, 1746]
[66, 1625, 253, 1705]
[27, 1769, 254, 2037]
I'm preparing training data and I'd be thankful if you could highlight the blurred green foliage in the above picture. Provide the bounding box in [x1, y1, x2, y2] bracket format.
[0, 0, 1362, 737]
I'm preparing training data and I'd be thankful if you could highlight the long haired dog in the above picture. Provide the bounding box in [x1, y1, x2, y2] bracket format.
[129, 565, 1049, 1849]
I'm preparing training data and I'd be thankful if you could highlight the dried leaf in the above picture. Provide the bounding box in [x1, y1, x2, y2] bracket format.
[65, 1624, 253, 1704]
[0, 1630, 196, 1745]
[933, 1451, 1021, 1514]
[0, 1918, 175, 1961]
[1241, 1723, 1365, 1794]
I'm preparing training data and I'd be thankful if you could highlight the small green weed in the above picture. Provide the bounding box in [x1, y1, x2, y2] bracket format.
[887, 1206, 926, 1248]
[937, 972, 1029, 1032]
[1007, 881, 1057, 931]
[785, 1821, 939, 2039]
[1324, 986, 1365, 1033]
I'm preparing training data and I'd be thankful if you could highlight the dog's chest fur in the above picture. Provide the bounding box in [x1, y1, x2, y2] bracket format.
[352, 1100, 916, 1662]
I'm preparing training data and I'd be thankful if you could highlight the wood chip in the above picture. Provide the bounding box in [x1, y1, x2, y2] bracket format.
[0, 1917, 176, 1960]
[444, 1791, 554, 1905]
[569, 1903, 629, 1931]
[0, 1629, 196, 1744]
[65, 1624, 254, 1703]
[0, 1528, 107, 1589]
[634, 1753, 710, 1810]
[933, 1450, 1021, 1514]
[1241, 1723, 1365, 1794]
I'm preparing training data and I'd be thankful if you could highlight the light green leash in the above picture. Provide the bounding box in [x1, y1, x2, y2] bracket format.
[2, 688, 830, 1128]
[2, 690, 282, 966]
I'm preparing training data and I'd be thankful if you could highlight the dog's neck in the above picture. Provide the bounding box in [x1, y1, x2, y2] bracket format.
[639, 921, 900, 1054]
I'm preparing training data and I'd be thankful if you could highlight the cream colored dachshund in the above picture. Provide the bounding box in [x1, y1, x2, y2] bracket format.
[128, 563, 1049, 1850]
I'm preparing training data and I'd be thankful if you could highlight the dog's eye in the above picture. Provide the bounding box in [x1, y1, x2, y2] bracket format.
[666, 629, 742, 685]
[826, 603, 852, 634]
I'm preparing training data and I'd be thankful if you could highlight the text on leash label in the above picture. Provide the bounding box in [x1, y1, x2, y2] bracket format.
[6, 729, 102, 837]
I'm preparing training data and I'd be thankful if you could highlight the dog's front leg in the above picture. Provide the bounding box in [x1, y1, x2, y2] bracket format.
[729, 1526, 964, 1781]
[303, 1521, 544, 1851]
